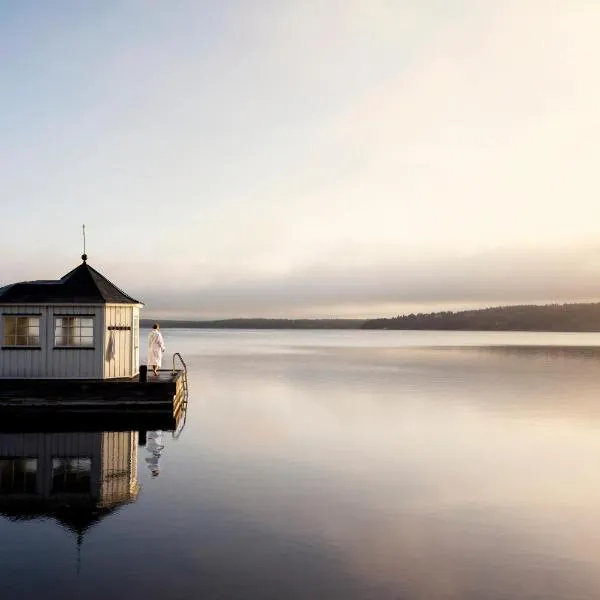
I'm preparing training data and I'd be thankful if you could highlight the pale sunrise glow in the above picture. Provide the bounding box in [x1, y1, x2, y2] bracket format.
[1, 1, 599, 318]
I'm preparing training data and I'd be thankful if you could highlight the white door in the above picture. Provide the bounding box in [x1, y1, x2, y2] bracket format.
[133, 314, 139, 374]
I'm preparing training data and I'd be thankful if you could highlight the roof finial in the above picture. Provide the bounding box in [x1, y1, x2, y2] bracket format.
[81, 224, 88, 262]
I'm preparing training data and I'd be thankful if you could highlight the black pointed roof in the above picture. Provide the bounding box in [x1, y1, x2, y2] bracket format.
[0, 259, 142, 305]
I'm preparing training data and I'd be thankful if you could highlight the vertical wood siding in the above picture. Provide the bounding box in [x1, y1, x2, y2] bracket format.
[46, 305, 104, 378]
[0, 305, 104, 378]
[0, 305, 46, 377]
[0, 303, 142, 379]
[100, 431, 138, 503]
[103, 305, 134, 378]
[132, 307, 140, 375]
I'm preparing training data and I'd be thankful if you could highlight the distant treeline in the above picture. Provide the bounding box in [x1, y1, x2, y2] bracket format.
[361, 303, 600, 332]
[142, 303, 600, 332]
[141, 318, 364, 330]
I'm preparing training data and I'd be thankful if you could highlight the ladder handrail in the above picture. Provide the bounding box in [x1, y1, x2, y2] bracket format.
[171, 352, 189, 440]
[172, 352, 188, 374]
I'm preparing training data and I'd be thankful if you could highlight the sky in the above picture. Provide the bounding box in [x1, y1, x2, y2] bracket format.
[1, 1, 599, 319]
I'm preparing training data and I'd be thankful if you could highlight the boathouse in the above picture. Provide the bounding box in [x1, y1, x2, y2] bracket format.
[0, 255, 143, 379]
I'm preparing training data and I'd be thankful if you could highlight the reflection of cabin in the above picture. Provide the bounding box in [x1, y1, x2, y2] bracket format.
[0, 431, 139, 538]
[0, 255, 143, 379]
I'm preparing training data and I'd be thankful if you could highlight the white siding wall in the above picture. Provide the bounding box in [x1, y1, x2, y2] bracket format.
[46, 305, 104, 379]
[0, 303, 143, 379]
[132, 306, 140, 375]
[103, 305, 135, 378]
[0, 304, 104, 378]
[0, 305, 46, 377]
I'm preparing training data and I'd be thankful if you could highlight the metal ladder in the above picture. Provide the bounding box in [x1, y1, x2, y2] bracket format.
[171, 352, 189, 439]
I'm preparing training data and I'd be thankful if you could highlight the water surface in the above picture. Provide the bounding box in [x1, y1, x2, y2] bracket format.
[3, 330, 600, 599]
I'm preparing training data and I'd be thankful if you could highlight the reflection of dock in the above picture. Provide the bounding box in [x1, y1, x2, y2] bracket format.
[0, 396, 188, 434]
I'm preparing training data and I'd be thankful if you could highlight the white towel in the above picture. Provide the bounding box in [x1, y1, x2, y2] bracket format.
[106, 331, 116, 360]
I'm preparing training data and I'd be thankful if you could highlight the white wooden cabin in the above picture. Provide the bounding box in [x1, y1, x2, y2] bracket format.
[0, 255, 144, 379]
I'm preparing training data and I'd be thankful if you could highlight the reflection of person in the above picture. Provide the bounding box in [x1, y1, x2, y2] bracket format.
[147, 323, 165, 376]
[145, 430, 164, 477]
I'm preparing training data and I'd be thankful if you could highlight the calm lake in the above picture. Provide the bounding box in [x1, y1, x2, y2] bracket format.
[3, 329, 600, 599]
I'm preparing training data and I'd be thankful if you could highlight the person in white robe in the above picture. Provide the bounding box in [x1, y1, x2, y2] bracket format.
[147, 323, 165, 376]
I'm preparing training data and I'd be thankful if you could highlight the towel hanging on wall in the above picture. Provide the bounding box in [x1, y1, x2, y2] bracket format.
[106, 330, 116, 360]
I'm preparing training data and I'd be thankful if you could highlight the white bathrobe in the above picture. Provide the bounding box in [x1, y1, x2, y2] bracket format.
[147, 330, 165, 367]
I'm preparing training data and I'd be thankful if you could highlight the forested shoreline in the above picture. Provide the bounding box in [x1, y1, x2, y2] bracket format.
[143, 302, 600, 332]
[141, 318, 362, 329]
[362, 303, 600, 331]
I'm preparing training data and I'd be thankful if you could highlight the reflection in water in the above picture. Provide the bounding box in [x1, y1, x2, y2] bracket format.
[0, 430, 140, 573]
[145, 430, 165, 477]
[181, 332, 600, 599]
[6, 331, 600, 599]
[0, 404, 186, 584]
[0, 431, 139, 537]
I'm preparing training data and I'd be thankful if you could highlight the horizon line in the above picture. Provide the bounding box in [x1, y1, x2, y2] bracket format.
[140, 299, 600, 323]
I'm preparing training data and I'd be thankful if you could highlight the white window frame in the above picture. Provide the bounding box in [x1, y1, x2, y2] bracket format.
[2, 315, 41, 348]
[54, 315, 95, 348]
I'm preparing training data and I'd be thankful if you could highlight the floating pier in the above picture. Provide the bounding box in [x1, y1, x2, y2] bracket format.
[0, 253, 189, 422]
[0, 367, 187, 418]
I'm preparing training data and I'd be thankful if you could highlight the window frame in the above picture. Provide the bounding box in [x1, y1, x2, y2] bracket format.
[51, 456, 92, 495]
[54, 315, 95, 349]
[2, 314, 42, 349]
[0, 457, 38, 494]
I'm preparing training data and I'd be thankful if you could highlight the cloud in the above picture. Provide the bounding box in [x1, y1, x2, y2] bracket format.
[135, 242, 600, 318]
[1, 1, 599, 319]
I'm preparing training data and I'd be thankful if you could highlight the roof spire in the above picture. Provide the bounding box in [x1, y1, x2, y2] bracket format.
[81, 224, 87, 262]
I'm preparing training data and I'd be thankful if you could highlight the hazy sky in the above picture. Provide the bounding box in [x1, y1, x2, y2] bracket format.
[1, 1, 599, 318]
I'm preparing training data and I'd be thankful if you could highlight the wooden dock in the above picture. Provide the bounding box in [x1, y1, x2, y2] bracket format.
[0, 369, 188, 419]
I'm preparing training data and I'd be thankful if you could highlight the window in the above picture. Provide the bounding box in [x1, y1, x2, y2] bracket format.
[52, 457, 92, 494]
[54, 316, 94, 347]
[0, 458, 38, 494]
[3, 315, 40, 347]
